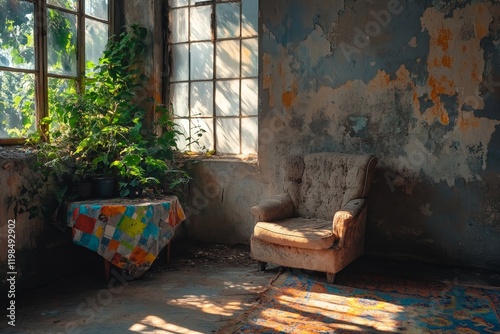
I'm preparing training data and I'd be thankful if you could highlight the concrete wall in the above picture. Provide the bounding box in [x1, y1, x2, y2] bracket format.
[186, 0, 500, 270]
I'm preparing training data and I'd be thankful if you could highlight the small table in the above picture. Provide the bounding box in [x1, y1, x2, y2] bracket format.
[67, 196, 186, 279]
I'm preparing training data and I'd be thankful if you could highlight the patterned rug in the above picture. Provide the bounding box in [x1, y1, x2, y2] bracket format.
[219, 270, 500, 333]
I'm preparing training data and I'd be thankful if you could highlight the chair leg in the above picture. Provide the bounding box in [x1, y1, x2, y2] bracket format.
[326, 272, 336, 284]
[257, 261, 267, 271]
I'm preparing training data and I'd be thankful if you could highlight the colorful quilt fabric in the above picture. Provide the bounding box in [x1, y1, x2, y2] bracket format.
[68, 196, 186, 277]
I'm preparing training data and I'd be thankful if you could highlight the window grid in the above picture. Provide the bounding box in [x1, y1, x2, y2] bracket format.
[169, 0, 258, 155]
[0, 0, 112, 143]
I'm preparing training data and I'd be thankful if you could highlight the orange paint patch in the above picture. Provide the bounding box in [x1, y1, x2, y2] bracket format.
[282, 91, 296, 108]
[462, 45, 467, 53]
[262, 54, 272, 89]
[367, 70, 391, 92]
[436, 28, 452, 51]
[394, 66, 412, 88]
[474, 6, 489, 38]
[440, 112, 450, 125]
[263, 75, 272, 89]
[378, 71, 391, 86]
[428, 76, 449, 102]
[441, 55, 452, 68]
[459, 112, 480, 130]
[470, 61, 482, 83]
[476, 23, 488, 39]
[427, 103, 445, 118]
[425, 75, 455, 124]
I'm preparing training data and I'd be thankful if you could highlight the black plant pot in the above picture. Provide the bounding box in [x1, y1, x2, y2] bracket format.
[73, 181, 92, 200]
[92, 176, 116, 198]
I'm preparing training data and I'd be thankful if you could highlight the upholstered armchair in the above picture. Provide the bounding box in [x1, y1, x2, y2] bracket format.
[250, 153, 378, 283]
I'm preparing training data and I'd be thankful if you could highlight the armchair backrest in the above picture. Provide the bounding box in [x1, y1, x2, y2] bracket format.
[283, 153, 378, 221]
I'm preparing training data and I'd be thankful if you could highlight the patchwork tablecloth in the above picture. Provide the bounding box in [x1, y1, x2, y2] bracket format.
[67, 196, 186, 277]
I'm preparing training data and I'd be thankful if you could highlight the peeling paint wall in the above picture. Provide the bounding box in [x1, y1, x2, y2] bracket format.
[257, 0, 500, 269]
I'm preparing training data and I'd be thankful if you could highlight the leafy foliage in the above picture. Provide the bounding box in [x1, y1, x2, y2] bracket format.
[21, 24, 194, 203]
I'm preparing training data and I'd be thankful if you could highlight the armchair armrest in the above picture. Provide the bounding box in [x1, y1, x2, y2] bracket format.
[333, 198, 366, 248]
[250, 193, 295, 222]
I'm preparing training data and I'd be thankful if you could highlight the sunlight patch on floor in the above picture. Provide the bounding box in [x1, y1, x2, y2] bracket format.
[271, 288, 404, 333]
[129, 315, 204, 334]
[168, 294, 245, 316]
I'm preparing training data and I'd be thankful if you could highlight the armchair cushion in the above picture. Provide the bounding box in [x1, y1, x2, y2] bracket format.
[253, 218, 338, 251]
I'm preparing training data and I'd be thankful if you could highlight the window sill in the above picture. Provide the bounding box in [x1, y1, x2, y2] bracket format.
[0, 145, 33, 160]
[182, 152, 258, 165]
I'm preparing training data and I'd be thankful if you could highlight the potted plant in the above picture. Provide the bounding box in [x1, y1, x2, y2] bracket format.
[11, 24, 197, 224]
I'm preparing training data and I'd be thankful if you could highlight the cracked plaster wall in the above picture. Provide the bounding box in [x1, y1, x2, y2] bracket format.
[258, 0, 500, 269]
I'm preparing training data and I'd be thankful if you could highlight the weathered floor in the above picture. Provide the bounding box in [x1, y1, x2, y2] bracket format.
[1, 242, 277, 334]
[2, 242, 500, 333]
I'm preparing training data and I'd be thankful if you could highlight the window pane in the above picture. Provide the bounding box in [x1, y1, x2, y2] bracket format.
[85, 0, 108, 20]
[0, 71, 36, 139]
[216, 2, 240, 39]
[241, 78, 257, 116]
[242, 117, 258, 154]
[242, 0, 258, 37]
[176, 117, 215, 152]
[169, 0, 188, 8]
[190, 42, 213, 80]
[170, 83, 189, 117]
[48, 8, 77, 76]
[216, 40, 240, 79]
[191, 118, 214, 151]
[0, 0, 35, 69]
[85, 18, 108, 70]
[170, 8, 188, 43]
[47, 0, 77, 11]
[242, 38, 258, 77]
[48, 77, 77, 131]
[172, 43, 189, 81]
[216, 118, 239, 154]
[216, 80, 239, 117]
[175, 118, 190, 151]
[190, 5, 212, 41]
[191, 82, 213, 117]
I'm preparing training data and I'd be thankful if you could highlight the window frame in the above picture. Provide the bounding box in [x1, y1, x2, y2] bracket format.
[168, 0, 259, 156]
[0, 0, 114, 144]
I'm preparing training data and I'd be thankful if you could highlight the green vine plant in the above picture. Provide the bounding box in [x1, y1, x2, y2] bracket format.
[9, 24, 203, 225]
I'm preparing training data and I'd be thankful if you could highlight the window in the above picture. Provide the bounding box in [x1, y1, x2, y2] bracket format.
[0, 0, 112, 143]
[168, 0, 259, 155]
